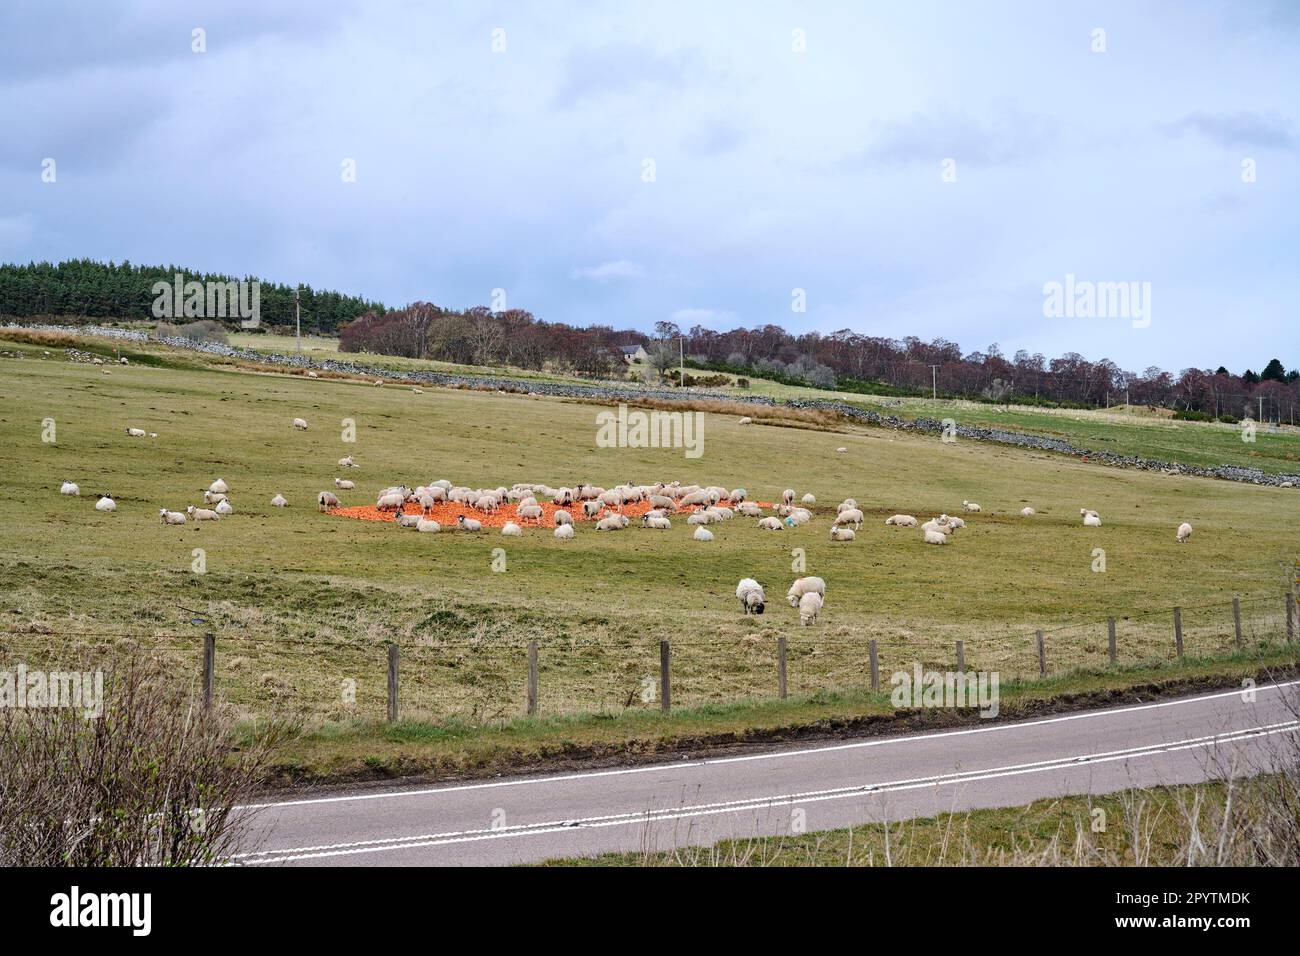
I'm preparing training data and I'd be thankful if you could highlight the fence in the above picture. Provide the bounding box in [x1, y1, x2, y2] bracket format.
[3, 591, 1296, 725]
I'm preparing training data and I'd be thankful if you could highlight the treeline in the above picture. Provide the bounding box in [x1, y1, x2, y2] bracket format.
[0, 259, 385, 334]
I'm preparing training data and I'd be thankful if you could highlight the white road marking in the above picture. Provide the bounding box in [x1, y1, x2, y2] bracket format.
[240, 719, 1298, 864]
[241, 678, 1297, 811]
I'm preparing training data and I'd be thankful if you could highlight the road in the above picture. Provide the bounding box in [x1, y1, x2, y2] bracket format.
[239, 680, 1299, 866]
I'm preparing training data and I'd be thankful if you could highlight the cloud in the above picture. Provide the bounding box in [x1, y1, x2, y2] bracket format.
[570, 259, 644, 281]
[843, 107, 1059, 168]
[1163, 111, 1295, 149]
[670, 307, 736, 325]
[551, 42, 710, 108]
[682, 117, 749, 156]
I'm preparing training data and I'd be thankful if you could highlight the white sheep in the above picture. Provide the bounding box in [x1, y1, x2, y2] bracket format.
[1176, 522, 1193, 543]
[1083, 512, 1102, 527]
[595, 515, 627, 531]
[838, 499, 858, 511]
[798, 591, 823, 626]
[738, 417, 753, 425]
[396, 513, 422, 528]
[835, 447, 847, 454]
[782, 489, 795, 505]
[95, 495, 117, 513]
[829, 526, 855, 541]
[457, 516, 483, 532]
[833, 509, 864, 529]
[946, 516, 966, 530]
[1020, 507, 1035, 517]
[552, 510, 572, 526]
[801, 493, 817, 506]
[126, 427, 146, 438]
[758, 516, 784, 531]
[186, 505, 219, 521]
[962, 500, 981, 513]
[215, 499, 234, 516]
[59, 481, 80, 496]
[307, 370, 318, 378]
[692, 526, 715, 542]
[209, 479, 229, 494]
[292, 418, 308, 430]
[318, 491, 339, 511]
[338, 455, 357, 468]
[641, 514, 672, 530]
[924, 528, 947, 545]
[517, 504, 544, 524]
[203, 490, 227, 505]
[376, 492, 405, 511]
[786, 576, 826, 607]
[553, 523, 575, 539]
[735, 578, 766, 614]
[416, 517, 441, 533]
[501, 521, 523, 536]
[335, 478, 355, 490]
[159, 508, 186, 525]
[736, 502, 762, 517]
[885, 514, 917, 527]
[270, 493, 288, 507]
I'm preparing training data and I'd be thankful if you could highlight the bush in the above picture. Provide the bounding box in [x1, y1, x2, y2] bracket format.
[1173, 409, 1211, 421]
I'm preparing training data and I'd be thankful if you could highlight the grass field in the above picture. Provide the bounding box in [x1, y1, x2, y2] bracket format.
[1, 331, 1297, 778]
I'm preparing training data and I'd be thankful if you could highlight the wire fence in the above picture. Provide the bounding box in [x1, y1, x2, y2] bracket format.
[2, 591, 1296, 726]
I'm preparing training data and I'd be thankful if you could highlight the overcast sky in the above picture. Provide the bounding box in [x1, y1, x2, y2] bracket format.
[2, 0, 1296, 372]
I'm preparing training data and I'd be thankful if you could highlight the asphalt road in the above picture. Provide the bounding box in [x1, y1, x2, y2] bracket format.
[239, 680, 1299, 866]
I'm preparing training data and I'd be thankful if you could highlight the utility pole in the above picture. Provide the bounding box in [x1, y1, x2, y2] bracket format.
[295, 287, 301, 354]
[929, 365, 939, 400]
[679, 336, 684, 387]
[1259, 395, 1264, 424]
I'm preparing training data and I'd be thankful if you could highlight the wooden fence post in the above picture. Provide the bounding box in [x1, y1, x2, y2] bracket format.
[1107, 618, 1116, 666]
[869, 640, 879, 692]
[1035, 630, 1046, 677]
[1287, 592, 1296, 644]
[955, 640, 965, 675]
[202, 632, 215, 711]
[386, 644, 399, 723]
[777, 637, 787, 700]
[1232, 596, 1242, 649]
[659, 640, 671, 713]
[1173, 607, 1183, 658]
[527, 640, 539, 716]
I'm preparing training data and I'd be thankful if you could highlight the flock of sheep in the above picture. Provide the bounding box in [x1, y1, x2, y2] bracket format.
[736, 576, 826, 626]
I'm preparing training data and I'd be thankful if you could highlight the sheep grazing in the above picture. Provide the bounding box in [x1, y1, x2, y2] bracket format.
[338, 455, 357, 468]
[1176, 522, 1193, 543]
[736, 578, 766, 614]
[738, 417, 753, 425]
[517, 504, 544, 524]
[209, 479, 229, 495]
[833, 508, 864, 529]
[318, 491, 339, 511]
[801, 493, 816, 506]
[553, 510, 573, 526]
[1083, 512, 1102, 527]
[829, 526, 855, 542]
[757, 516, 784, 531]
[786, 576, 826, 608]
[395, 513, 422, 528]
[798, 592, 823, 626]
[159, 508, 186, 525]
[375, 491, 405, 511]
[270, 493, 288, 508]
[885, 514, 917, 527]
[1020, 507, 1035, 517]
[215, 499, 234, 516]
[416, 517, 441, 533]
[94, 495, 116, 513]
[553, 524, 575, 540]
[126, 427, 146, 438]
[835, 447, 847, 454]
[923, 528, 947, 545]
[186, 505, 219, 521]
[962, 500, 982, 513]
[335, 478, 355, 490]
[457, 516, 483, 532]
[59, 481, 80, 496]
[292, 418, 309, 430]
[782, 489, 795, 505]
[501, 521, 523, 536]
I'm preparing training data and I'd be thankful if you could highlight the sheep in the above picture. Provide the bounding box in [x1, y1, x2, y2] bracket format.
[885, 514, 917, 527]
[924, 528, 947, 545]
[209, 479, 229, 495]
[317, 491, 339, 511]
[159, 508, 186, 525]
[757, 516, 784, 531]
[335, 478, 355, 490]
[946, 516, 966, 530]
[962, 500, 981, 513]
[215, 499, 234, 516]
[1083, 512, 1102, 527]
[833, 508, 864, 529]
[829, 526, 856, 542]
[411, 386, 423, 394]
[693, 527, 715, 542]
[126, 427, 146, 438]
[798, 592, 823, 626]
[736, 578, 766, 615]
[270, 493, 288, 508]
[801, 493, 816, 506]
[457, 516, 483, 532]
[517, 504, 544, 524]
[1176, 522, 1193, 543]
[596, 514, 629, 531]
[647, 494, 676, 511]
[395, 513, 422, 528]
[203, 490, 227, 505]
[728, 488, 747, 503]
[373, 379, 384, 387]
[736, 502, 762, 517]
[292, 418, 309, 430]
[554, 523, 575, 539]
[738, 417, 753, 425]
[784, 508, 812, 527]
[338, 455, 357, 468]
[1080, 508, 1099, 518]
[782, 489, 795, 505]
[641, 514, 672, 530]
[835, 447, 847, 454]
[1020, 507, 1035, 517]
[686, 511, 715, 526]
[416, 517, 441, 533]
[839, 499, 858, 511]
[59, 481, 80, 496]
[307, 370, 319, 378]
[501, 521, 523, 536]
[186, 505, 219, 521]
[376, 492, 405, 512]
[94, 495, 116, 513]
[554, 510, 573, 526]
[786, 576, 826, 608]
[581, 499, 602, 518]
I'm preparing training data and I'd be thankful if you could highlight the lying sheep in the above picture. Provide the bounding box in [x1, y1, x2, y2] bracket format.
[829, 526, 855, 541]
[292, 418, 308, 430]
[946, 516, 966, 530]
[757, 516, 784, 531]
[59, 481, 80, 496]
[203, 490, 227, 505]
[318, 491, 339, 511]
[159, 508, 186, 525]
[396, 513, 422, 528]
[271, 493, 289, 508]
[736, 578, 766, 615]
[416, 517, 441, 533]
[501, 521, 523, 536]
[1176, 522, 1193, 543]
[962, 500, 981, 513]
[215, 499, 234, 516]
[738, 417, 753, 425]
[786, 576, 826, 607]
[798, 592, 823, 626]
[335, 478, 355, 490]
[693, 526, 715, 542]
[736, 502, 762, 517]
[338, 455, 357, 468]
[209, 479, 229, 495]
[1083, 512, 1102, 527]
[1020, 507, 1035, 517]
[595, 514, 628, 531]
[187, 505, 219, 521]
[457, 516, 483, 532]
[801, 493, 816, 506]
[885, 514, 917, 527]
[835, 447, 848, 454]
[641, 513, 672, 530]
[95, 495, 117, 513]
[554, 524, 575, 539]
[126, 427, 146, 438]
[923, 528, 947, 545]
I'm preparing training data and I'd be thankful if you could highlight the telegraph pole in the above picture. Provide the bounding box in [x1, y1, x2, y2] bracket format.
[929, 365, 939, 400]
[679, 336, 684, 387]
[295, 287, 301, 354]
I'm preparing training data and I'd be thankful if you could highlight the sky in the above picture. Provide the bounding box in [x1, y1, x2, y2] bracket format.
[2, 0, 1296, 373]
